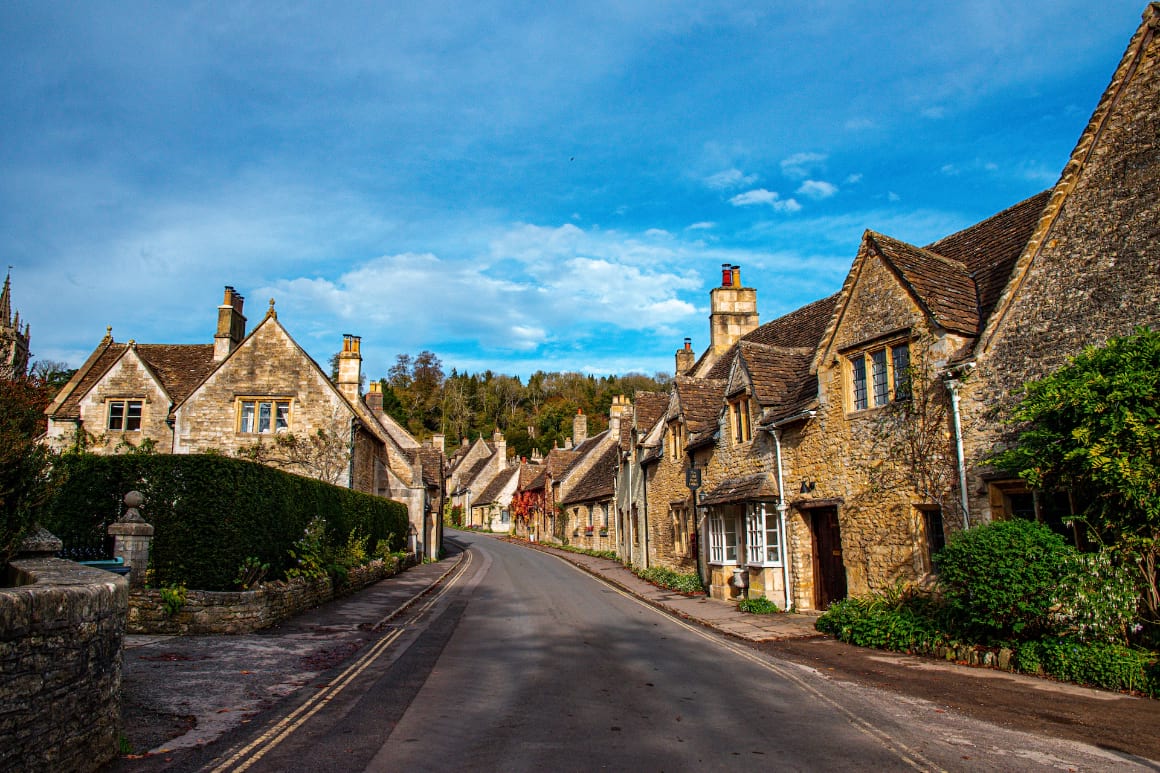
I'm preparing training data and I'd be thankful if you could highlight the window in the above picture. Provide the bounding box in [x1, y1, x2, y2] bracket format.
[238, 399, 291, 433]
[671, 506, 689, 556]
[708, 510, 739, 565]
[745, 502, 783, 566]
[846, 341, 910, 412]
[108, 399, 143, 431]
[667, 421, 686, 460]
[919, 506, 945, 564]
[730, 395, 752, 444]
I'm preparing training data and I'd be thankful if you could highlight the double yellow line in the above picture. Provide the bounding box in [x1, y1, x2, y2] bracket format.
[210, 550, 473, 772]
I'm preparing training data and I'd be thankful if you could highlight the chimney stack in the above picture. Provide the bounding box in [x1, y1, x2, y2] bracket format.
[366, 381, 384, 415]
[675, 337, 695, 376]
[572, 409, 588, 447]
[709, 264, 758, 356]
[431, 433, 446, 453]
[492, 428, 507, 468]
[214, 286, 247, 362]
[337, 334, 362, 402]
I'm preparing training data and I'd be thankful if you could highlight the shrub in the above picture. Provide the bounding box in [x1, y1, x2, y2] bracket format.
[1054, 551, 1141, 643]
[817, 595, 954, 652]
[234, 556, 269, 590]
[159, 584, 188, 617]
[1015, 639, 1158, 696]
[42, 454, 408, 590]
[935, 519, 1073, 641]
[636, 565, 705, 595]
[738, 596, 780, 614]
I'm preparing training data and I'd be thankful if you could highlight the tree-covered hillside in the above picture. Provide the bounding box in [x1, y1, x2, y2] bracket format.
[373, 351, 671, 459]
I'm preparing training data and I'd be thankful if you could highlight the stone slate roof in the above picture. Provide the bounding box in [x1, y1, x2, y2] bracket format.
[698, 473, 779, 506]
[634, 391, 669, 432]
[667, 377, 725, 435]
[560, 431, 609, 481]
[560, 441, 619, 505]
[52, 341, 217, 420]
[735, 342, 818, 418]
[867, 232, 980, 336]
[476, 465, 519, 506]
[415, 447, 446, 489]
[923, 190, 1050, 328]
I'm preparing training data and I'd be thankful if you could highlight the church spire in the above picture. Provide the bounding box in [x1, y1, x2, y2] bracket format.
[1, 269, 11, 326]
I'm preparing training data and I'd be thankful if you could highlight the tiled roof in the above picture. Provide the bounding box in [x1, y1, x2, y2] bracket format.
[560, 442, 618, 505]
[477, 466, 519, 505]
[668, 377, 726, 435]
[415, 447, 445, 489]
[698, 473, 779, 506]
[923, 190, 1050, 329]
[736, 342, 818, 420]
[53, 342, 216, 420]
[560, 430, 610, 480]
[867, 231, 979, 336]
[633, 391, 669, 432]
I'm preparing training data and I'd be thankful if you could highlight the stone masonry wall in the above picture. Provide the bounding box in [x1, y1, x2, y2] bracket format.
[67, 350, 173, 453]
[961, 11, 1160, 518]
[0, 558, 128, 773]
[126, 556, 410, 635]
[643, 439, 698, 573]
[790, 254, 939, 605]
[174, 319, 353, 483]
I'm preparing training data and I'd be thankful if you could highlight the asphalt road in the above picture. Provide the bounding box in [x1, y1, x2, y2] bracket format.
[151, 533, 1154, 772]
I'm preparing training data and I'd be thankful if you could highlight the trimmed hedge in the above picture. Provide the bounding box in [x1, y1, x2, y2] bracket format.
[43, 454, 408, 591]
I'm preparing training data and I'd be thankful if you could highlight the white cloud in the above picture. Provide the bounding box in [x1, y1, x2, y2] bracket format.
[845, 173, 863, 185]
[704, 168, 758, 190]
[687, 221, 715, 230]
[796, 180, 838, 200]
[729, 189, 802, 213]
[780, 152, 827, 179]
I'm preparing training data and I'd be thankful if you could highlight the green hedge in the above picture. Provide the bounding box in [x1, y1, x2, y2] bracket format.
[43, 454, 409, 590]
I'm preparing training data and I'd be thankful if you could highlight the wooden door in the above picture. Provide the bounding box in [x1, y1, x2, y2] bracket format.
[811, 507, 847, 609]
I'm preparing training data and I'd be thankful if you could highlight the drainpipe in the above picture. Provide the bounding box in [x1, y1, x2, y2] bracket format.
[945, 377, 971, 530]
[772, 429, 792, 612]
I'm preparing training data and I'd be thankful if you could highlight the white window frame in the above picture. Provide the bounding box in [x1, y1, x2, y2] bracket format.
[745, 502, 783, 567]
[238, 398, 292, 434]
[708, 510, 739, 566]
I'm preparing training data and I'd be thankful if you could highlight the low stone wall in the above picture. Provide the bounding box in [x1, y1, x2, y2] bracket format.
[0, 557, 128, 773]
[127, 555, 414, 635]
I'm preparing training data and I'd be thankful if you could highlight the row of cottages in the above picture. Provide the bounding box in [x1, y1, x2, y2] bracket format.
[43, 288, 445, 560]
[612, 3, 1160, 610]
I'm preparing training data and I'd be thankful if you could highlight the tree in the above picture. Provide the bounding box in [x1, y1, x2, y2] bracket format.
[0, 372, 54, 566]
[993, 327, 1160, 621]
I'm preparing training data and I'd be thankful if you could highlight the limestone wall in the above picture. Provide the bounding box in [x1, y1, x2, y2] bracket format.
[643, 449, 698, 573]
[126, 556, 411, 635]
[55, 350, 173, 453]
[0, 558, 128, 773]
[961, 11, 1160, 518]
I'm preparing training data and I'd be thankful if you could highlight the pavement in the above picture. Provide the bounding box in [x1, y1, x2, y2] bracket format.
[110, 531, 1160, 767]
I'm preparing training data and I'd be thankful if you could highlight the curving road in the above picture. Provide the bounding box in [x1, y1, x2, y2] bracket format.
[198, 531, 1152, 772]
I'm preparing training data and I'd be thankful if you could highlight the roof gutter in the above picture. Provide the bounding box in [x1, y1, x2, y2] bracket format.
[760, 408, 817, 431]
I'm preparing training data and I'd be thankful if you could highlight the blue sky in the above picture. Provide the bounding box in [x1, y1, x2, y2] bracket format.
[1, 1, 1147, 381]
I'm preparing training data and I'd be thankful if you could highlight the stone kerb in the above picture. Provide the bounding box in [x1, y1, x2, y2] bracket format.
[127, 555, 414, 635]
[0, 557, 128, 773]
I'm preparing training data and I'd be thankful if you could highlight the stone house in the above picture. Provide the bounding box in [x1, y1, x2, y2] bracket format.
[447, 430, 509, 526]
[958, 3, 1160, 531]
[470, 465, 520, 532]
[45, 287, 443, 559]
[615, 390, 669, 567]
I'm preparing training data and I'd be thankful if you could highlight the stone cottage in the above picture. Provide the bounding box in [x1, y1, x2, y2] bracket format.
[45, 286, 443, 559]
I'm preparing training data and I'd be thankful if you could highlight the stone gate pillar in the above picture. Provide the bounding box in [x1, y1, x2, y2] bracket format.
[108, 490, 154, 588]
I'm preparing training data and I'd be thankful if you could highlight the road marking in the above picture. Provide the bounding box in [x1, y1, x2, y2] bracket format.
[209, 551, 474, 772]
[546, 553, 945, 773]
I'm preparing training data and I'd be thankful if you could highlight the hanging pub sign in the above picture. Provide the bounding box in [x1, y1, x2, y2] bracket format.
[685, 467, 702, 491]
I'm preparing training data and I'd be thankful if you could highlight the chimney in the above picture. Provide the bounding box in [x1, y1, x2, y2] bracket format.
[366, 381, 384, 416]
[337, 334, 362, 402]
[709, 264, 758, 355]
[431, 433, 445, 453]
[564, 437, 573, 450]
[609, 394, 631, 436]
[675, 337, 695, 376]
[492, 429, 507, 467]
[214, 286, 247, 362]
[572, 409, 587, 446]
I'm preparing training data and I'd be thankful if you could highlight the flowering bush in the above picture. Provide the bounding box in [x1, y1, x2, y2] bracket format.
[1054, 551, 1140, 643]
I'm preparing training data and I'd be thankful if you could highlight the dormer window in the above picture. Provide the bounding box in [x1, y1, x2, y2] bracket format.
[729, 395, 752, 444]
[845, 340, 911, 412]
[666, 421, 686, 460]
[108, 399, 143, 431]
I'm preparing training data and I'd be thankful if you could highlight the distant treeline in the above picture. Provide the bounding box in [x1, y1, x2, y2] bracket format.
[371, 351, 671, 459]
